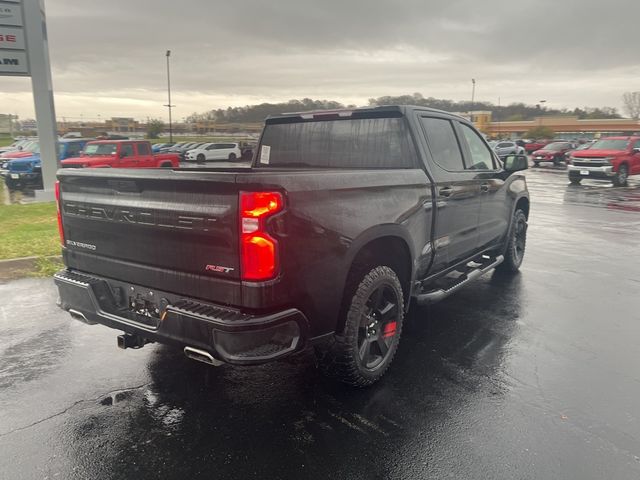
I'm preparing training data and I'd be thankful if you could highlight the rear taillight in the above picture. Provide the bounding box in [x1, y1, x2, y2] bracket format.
[239, 191, 283, 281]
[55, 180, 64, 246]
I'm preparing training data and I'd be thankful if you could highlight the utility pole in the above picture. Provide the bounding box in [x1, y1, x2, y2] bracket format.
[164, 50, 175, 142]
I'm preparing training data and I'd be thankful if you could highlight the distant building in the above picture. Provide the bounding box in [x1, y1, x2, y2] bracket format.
[20, 119, 37, 131]
[107, 117, 139, 133]
[469, 111, 640, 139]
[193, 120, 263, 135]
[0, 114, 15, 134]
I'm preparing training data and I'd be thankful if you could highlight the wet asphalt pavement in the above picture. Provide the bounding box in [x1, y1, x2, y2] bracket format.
[1, 167, 640, 479]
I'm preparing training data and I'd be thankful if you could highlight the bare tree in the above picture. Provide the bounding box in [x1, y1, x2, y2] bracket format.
[622, 91, 640, 119]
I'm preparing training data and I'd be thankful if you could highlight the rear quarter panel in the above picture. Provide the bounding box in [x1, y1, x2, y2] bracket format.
[239, 168, 433, 337]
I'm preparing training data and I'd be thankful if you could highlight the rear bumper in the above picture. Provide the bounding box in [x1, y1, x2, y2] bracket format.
[568, 164, 615, 180]
[54, 269, 308, 365]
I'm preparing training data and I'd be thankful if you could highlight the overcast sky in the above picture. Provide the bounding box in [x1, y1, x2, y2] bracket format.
[2, 0, 639, 121]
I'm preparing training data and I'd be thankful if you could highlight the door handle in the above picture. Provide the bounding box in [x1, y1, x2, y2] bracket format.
[480, 183, 490, 192]
[439, 186, 453, 197]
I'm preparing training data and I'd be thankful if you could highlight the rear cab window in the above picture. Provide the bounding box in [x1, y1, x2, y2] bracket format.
[136, 142, 151, 155]
[256, 115, 417, 169]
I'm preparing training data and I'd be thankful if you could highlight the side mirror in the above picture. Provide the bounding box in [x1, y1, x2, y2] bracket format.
[504, 154, 528, 172]
[633, 147, 640, 154]
[119, 151, 127, 158]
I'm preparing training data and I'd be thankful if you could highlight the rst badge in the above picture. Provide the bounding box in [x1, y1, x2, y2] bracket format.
[205, 264, 234, 274]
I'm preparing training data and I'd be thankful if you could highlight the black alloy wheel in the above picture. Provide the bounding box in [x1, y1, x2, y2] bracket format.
[357, 284, 399, 370]
[314, 265, 404, 386]
[497, 208, 527, 273]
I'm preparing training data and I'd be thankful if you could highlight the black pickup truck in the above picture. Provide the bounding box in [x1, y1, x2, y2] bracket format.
[54, 106, 529, 386]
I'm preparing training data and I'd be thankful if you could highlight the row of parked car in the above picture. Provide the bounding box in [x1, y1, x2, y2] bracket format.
[490, 136, 640, 187]
[0, 138, 255, 190]
[152, 141, 254, 162]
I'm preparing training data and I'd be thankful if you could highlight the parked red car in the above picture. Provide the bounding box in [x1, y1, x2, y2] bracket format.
[531, 141, 577, 166]
[0, 141, 39, 160]
[567, 136, 640, 186]
[60, 140, 180, 169]
[524, 139, 551, 154]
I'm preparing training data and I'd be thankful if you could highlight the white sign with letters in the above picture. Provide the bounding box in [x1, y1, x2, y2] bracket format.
[0, 49, 27, 74]
[0, 25, 25, 49]
[0, 1, 23, 27]
[0, 0, 27, 76]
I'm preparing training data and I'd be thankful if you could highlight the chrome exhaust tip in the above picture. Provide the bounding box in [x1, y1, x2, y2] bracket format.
[68, 309, 97, 325]
[184, 346, 224, 366]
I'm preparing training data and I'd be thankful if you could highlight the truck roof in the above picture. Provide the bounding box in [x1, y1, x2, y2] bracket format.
[265, 105, 466, 123]
[59, 138, 92, 143]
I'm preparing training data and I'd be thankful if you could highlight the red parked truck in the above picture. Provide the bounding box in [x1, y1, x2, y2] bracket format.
[567, 136, 640, 186]
[61, 140, 180, 169]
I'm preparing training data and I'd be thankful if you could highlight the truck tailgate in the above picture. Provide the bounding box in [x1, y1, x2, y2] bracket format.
[58, 168, 241, 306]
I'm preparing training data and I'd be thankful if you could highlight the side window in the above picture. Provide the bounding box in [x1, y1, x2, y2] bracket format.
[67, 143, 83, 156]
[633, 139, 640, 150]
[206, 144, 216, 150]
[420, 117, 465, 171]
[137, 143, 151, 155]
[121, 144, 134, 157]
[459, 123, 495, 170]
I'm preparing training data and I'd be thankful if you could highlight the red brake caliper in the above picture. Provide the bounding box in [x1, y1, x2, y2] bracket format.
[382, 321, 397, 338]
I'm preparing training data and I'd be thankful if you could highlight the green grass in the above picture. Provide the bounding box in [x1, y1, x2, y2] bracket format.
[0, 136, 14, 147]
[30, 256, 64, 277]
[0, 200, 60, 260]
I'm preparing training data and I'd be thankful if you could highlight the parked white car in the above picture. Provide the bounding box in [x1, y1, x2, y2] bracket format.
[185, 142, 242, 162]
[492, 141, 525, 157]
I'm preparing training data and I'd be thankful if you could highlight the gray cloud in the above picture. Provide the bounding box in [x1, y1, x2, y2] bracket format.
[3, 0, 639, 119]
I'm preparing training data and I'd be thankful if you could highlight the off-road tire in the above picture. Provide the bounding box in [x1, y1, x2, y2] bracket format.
[315, 266, 404, 387]
[612, 164, 628, 187]
[497, 208, 527, 273]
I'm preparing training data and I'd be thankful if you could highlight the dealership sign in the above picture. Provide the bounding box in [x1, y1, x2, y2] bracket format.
[0, 0, 28, 76]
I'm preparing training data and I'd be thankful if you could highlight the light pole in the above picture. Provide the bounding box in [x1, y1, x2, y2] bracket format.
[471, 78, 476, 110]
[164, 50, 175, 142]
[538, 99, 547, 127]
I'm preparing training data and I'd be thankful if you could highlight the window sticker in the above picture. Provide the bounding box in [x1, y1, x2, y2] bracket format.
[260, 145, 271, 164]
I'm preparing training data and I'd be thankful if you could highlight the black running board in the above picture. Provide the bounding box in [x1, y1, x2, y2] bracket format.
[415, 255, 504, 306]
